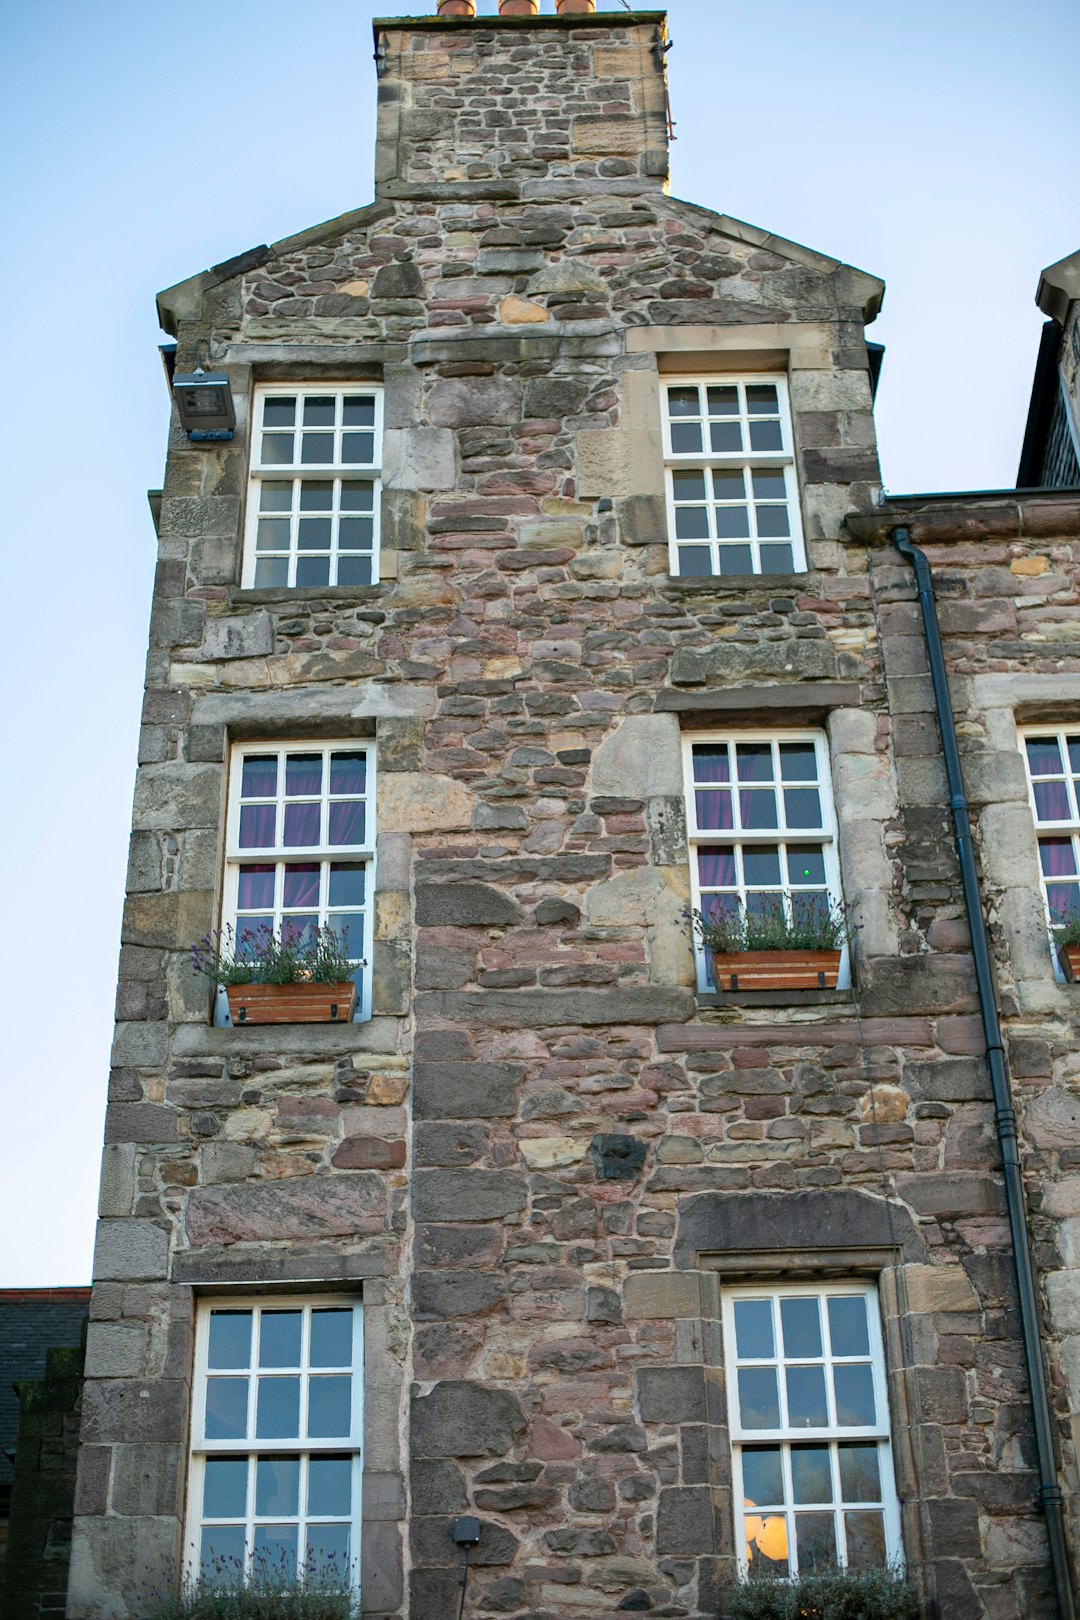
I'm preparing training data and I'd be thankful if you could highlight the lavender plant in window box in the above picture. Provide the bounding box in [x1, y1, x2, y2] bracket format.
[192, 924, 363, 1025]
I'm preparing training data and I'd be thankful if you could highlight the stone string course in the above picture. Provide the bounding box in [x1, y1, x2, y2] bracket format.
[70, 13, 1080, 1620]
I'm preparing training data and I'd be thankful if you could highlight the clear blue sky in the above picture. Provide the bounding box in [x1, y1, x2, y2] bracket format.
[1, 0, 1077, 1285]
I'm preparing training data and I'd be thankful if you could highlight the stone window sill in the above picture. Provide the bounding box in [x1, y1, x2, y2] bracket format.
[173, 1017, 403, 1059]
[696, 989, 854, 1009]
[227, 584, 386, 607]
[662, 573, 811, 593]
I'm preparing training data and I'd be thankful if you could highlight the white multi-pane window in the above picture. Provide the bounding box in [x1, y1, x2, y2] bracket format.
[187, 1299, 363, 1590]
[682, 733, 842, 992]
[723, 1284, 902, 1579]
[662, 377, 805, 578]
[243, 386, 383, 589]
[1020, 729, 1080, 965]
[225, 743, 375, 1020]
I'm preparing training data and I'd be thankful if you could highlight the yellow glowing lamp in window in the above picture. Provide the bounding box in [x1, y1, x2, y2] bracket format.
[744, 1500, 788, 1564]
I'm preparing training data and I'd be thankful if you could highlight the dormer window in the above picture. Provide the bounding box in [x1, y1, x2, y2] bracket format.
[662, 376, 804, 577]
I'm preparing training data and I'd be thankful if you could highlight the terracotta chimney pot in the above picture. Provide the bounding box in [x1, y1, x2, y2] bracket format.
[437, 0, 475, 14]
[556, 0, 597, 11]
[498, 0, 540, 14]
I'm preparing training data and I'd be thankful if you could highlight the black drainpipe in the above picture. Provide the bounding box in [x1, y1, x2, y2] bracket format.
[891, 526, 1076, 1620]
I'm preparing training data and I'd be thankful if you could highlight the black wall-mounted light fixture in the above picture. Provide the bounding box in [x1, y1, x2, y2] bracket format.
[172, 366, 236, 441]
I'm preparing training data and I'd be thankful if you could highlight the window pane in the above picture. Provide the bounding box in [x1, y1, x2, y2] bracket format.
[787, 1366, 829, 1428]
[781, 1298, 823, 1359]
[707, 385, 739, 415]
[298, 518, 332, 551]
[308, 1376, 352, 1438]
[284, 803, 321, 847]
[259, 1312, 303, 1367]
[741, 1446, 784, 1508]
[241, 758, 277, 799]
[205, 1378, 249, 1441]
[734, 1298, 774, 1358]
[342, 432, 375, 463]
[828, 1296, 870, 1357]
[756, 505, 791, 538]
[340, 480, 375, 511]
[696, 789, 733, 831]
[675, 506, 710, 540]
[301, 435, 334, 465]
[791, 1445, 833, 1504]
[760, 543, 795, 573]
[838, 1444, 881, 1503]
[304, 1524, 351, 1578]
[738, 1367, 781, 1429]
[256, 1456, 300, 1517]
[833, 1365, 876, 1427]
[746, 384, 779, 413]
[752, 469, 787, 499]
[787, 847, 826, 886]
[715, 506, 751, 539]
[308, 1456, 353, 1517]
[281, 915, 318, 947]
[303, 397, 336, 427]
[261, 435, 294, 465]
[784, 788, 822, 829]
[672, 469, 708, 501]
[710, 422, 743, 452]
[779, 743, 818, 782]
[200, 1525, 245, 1583]
[252, 1525, 298, 1582]
[338, 518, 374, 550]
[254, 558, 290, 588]
[256, 1377, 301, 1439]
[239, 805, 276, 850]
[671, 423, 703, 454]
[1047, 883, 1080, 920]
[208, 1311, 253, 1369]
[667, 387, 700, 417]
[296, 556, 332, 588]
[718, 545, 755, 574]
[311, 1310, 354, 1368]
[299, 481, 334, 511]
[1034, 780, 1071, 821]
[1026, 736, 1063, 775]
[337, 555, 373, 588]
[694, 746, 731, 784]
[285, 754, 322, 797]
[1068, 737, 1080, 775]
[713, 467, 746, 497]
[259, 482, 293, 512]
[743, 847, 782, 887]
[330, 753, 367, 796]
[698, 847, 737, 887]
[677, 546, 714, 577]
[749, 419, 783, 451]
[746, 1513, 789, 1574]
[741, 792, 779, 830]
[343, 396, 376, 427]
[204, 1457, 248, 1519]
[1040, 838, 1078, 877]
[795, 1512, 837, 1573]
[329, 801, 366, 846]
[329, 864, 366, 908]
[737, 744, 774, 783]
[845, 1510, 886, 1568]
[256, 519, 291, 551]
[263, 397, 296, 427]
[283, 864, 320, 909]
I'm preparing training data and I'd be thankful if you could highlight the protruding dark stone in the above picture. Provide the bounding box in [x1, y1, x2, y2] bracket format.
[371, 259, 423, 299]
[533, 899, 581, 926]
[617, 1594, 654, 1612]
[412, 1382, 527, 1459]
[416, 883, 524, 928]
[591, 1134, 648, 1182]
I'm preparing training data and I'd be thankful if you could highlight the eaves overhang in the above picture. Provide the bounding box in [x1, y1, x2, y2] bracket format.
[1037, 248, 1080, 323]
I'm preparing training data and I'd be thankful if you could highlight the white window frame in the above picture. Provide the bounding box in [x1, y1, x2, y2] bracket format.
[1018, 724, 1080, 980]
[682, 731, 845, 993]
[243, 384, 384, 589]
[722, 1281, 903, 1579]
[662, 374, 806, 578]
[185, 1296, 364, 1595]
[223, 741, 376, 1021]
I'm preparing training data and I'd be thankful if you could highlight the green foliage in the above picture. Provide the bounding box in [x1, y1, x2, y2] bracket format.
[144, 1564, 359, 1620]
[1053, 910, 1080, 947]
[191, 924, 360, 988]
[723, 1566, 920, 1620]
[692, 898, 850, 955]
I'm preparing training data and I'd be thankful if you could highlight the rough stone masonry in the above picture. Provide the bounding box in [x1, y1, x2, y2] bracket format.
[67, 7, 1080, 1619]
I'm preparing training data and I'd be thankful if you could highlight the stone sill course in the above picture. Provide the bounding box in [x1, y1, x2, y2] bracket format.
[696, 989, 854, 1010]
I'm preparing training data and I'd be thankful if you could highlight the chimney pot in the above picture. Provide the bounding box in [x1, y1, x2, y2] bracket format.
[437, 0, 475, 14]
[556, 0, 597, 11]
[498, 0, 540, 14]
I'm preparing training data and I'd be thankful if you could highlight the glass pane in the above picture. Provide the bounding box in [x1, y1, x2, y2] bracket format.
[698, 847, 737, 887]
[718, 545, 755, 574]
[779, 743, 818, 781]
[308, 1456, 353, 1517]
[285, 754, 322, 796]
[200, 1524, 245, 1584]
[205, 1378, 248, 1441]
[338, 517, 374, 550]
[760, 544, 795, 573]
[1047, 882, 1080, 920]
[743, 846, 782, 886]
[296, 556, 332, 588]
[329, 801, 366, 846]
[746, 385, 779, 412]
[343, 396, 376, 427]
[311, 1310, 354, 1368]
[236, 918, 273, 957]
[696, 789, 733, 831]
[694, 746, 731, 784]
[707, 386, 739, 415]
[833, 1365, 876, 1427]
[208, 1311, 253, 1369]
[303, 397, 336, 426]
[795, 1512, 837, 1573]
[236, 868, 275, 913]
[1040, 838, 1078, 878]
[329, 753, 367, 795]
[838, 1444, 882, 1503]
[791, 1446, 833, 1505]
[260, 1312, 303, 1367]
[256, 1456, 300, 1517]
[746, 1513, 789, 1574]
[667, 386, 700, 417]
[242, 757, 278, 799]
[710, 422, 743, 452]
[261, 435, 294, 465]
[259, 482, 293, 512]
[204, 1457, 248, 1519]
[254, 558, 290, 588]
[340, 480, 375, 511]
[741, 1446, 784, 1508]
[675, 506, 710, 540]
[738, 1367, 781, 1429]
[672, 469, 708, 501]
[1068, 736, 1080, 775]
[787, 1365, 829, 1427]
[737, 744, 774, 783]
[301, 434, 334, 465]
[828, 1296, 871, 1357]
[741, 791, 779, 830]
[845, 1510, 886, 1568]
[713, 467, 746, 496]
[1026, 736, 1063, 775]
[752, 469, 787, 499]
[787, 847, 827, 886]
[671, 423, 703, 454]
[304, 1523, 351, 1577]
[785, 788, 822, 829]
[252, 1525, 298, 1582]
[337, 555, 373, 588]
[298, 518, 332, 551]
[734, 1299, 774, 1358]
[781, 1298, 823, 1359]
[1034, 780, 1071, 821]
[256, 519, 291, 551]
[263, 397, 296, 427]
[342, 432, 375, 463]
[299, 481, 334, 511]
[256, 1377, 301, 1439]
[677, 546, 714, 577]
[749, 420, 783, 452]
[329, 864, 366, 908]
[283, 864, 320, 908]
[756, 505, 791, 538]
[702, 891, 739, 927]
[715, 506, 751, 539]
[239, 805, 276, 850]
[308, 1376, 352, 1438]
[283, 802, 322, 847]
[328, 915, 359, 958]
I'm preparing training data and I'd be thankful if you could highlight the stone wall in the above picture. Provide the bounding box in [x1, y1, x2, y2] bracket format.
[70, 8, 1080, 1620]
[2, 1338, 86, 1620]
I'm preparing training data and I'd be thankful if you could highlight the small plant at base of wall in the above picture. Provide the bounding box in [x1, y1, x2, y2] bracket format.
[722, 1566, 920, 1620]
[141, 1560, 359, 1619]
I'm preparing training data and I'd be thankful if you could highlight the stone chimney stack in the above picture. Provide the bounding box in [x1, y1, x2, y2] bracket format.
[373, 5, 670, 198]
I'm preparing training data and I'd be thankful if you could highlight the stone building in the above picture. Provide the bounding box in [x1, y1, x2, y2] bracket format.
[67, 3, 1080, 1617]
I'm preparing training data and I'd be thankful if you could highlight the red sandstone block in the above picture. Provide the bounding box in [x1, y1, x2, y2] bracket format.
[331, 1137, 406, 1170]
[934, 1017, 986, 1055]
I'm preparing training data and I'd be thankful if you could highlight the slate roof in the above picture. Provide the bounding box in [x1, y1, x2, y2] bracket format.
[0, 1289, 91, 1498]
